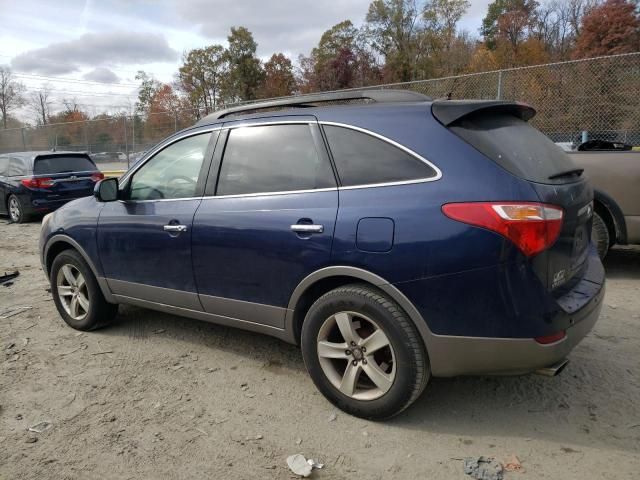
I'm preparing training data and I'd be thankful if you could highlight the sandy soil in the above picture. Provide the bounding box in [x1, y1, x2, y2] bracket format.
[1, 220, 639, 479]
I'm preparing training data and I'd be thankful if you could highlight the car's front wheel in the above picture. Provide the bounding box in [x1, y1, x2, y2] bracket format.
[50, 249, 118, 331]
[301, 284, 429, 419]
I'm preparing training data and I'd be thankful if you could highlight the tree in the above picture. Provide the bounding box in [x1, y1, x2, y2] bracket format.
[299, 20, 381, 92]
[424, 0, 471, 52]
[574, 0, 640, 58]
[135, 71, 160, 116]
[224, 27, 264, 102]
[28, 84, 52, 126]
[0, 66, 25, 129]
[365, 0, 429, 81]
[178, 45, 227, 115]
[481, 0, 539, 49]
[261, 53, 297, 98]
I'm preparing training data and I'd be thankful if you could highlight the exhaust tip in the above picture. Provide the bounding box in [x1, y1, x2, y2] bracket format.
[535, 358, 569, 377]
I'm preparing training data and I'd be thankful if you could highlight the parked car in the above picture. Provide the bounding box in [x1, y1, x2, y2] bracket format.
[568, 149, 640, 258]
[39, 91, 605, 419]
[0, 151, 104, 223]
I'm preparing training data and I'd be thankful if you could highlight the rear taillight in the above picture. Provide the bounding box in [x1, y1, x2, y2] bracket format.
[91, 172, 105, 182]
[21, 177, 55, 189]
[442, 202, 564, 257]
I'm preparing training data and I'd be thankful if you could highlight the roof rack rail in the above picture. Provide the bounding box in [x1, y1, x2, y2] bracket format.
[195, 89, 431, 125]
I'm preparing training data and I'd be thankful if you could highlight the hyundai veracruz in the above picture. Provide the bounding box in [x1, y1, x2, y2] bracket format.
[39, 90, 605, 419]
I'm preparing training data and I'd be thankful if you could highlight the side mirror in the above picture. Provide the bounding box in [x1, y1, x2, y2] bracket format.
[94, 177, 119, 202]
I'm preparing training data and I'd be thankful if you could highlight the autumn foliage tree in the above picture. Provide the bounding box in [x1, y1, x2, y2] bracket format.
[574, 0, 640, 58]
[260, 53, 297, 98]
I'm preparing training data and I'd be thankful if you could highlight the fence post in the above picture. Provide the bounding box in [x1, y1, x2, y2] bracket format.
[496, 71, 503, 100]
[83, 122, 89, 153]
[123, 115, 129, 168]
[21, 128, 27, 151]
[131, 114, 135, 164]
[174, 112, 178, 132]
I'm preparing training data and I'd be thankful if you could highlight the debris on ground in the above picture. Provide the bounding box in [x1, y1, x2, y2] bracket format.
[25, 437, 38, 443]
[28, 421, 53, 433]
[328, 412, 337, 422]
[0, 305, 32, 319]
[503, 455, 524, 473]
[0, 270, 19, 286]
[286, 454, 324, 477]
[463, 456, 504, 480]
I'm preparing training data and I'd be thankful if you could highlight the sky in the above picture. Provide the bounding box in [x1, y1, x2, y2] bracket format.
[0, 0, 492, 121]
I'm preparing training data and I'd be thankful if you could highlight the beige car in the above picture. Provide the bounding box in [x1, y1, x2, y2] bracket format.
[569, 151, 640, 258]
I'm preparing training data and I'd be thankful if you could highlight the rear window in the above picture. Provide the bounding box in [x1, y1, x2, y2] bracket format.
[324, 125, 437, 187]
[34, 155, 97, 175]
[450, 113, 579, 184]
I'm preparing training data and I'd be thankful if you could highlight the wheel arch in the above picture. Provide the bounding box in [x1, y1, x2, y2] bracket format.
[44, 235, 116, 303]
[284, 266, 434, 352]
[593, 189, 627, 245]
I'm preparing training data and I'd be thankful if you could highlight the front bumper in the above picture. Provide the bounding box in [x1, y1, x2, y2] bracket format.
[426, 250, 605, 377]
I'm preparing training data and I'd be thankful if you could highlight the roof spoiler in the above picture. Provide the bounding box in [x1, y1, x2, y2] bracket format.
[431, 100, 536, 126]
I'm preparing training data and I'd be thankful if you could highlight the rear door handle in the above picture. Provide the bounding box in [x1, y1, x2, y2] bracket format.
[290, 224, 324, 233]
[164, 224, 188, 233]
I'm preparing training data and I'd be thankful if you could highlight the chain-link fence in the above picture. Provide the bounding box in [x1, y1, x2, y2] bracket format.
[1, 52, 639, 168]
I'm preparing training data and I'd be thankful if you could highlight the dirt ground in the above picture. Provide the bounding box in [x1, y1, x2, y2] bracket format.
[1, 220, 639, 480]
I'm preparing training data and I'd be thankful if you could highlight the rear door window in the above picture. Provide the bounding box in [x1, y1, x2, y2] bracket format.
[449, 113, 580, 184]
[8, 157, 28, 176]
[217, 124, 336, 196]
[323, 125, 437, 187]
[33, 155, 97, 175]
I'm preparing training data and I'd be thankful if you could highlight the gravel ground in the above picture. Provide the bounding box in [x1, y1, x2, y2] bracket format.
[1, 220, 639, 479]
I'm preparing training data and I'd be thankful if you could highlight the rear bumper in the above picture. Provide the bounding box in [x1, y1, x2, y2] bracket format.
[427, 287, 603, 376]
[423, 249, 606, 377]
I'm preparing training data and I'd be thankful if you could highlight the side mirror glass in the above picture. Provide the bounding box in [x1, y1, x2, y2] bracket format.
[94, 177, 119, 202]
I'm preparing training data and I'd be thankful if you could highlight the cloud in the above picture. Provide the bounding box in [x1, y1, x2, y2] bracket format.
[11, 31, 178, 75]
[83, 67, 120, 84]
[174, 0, 371, 57]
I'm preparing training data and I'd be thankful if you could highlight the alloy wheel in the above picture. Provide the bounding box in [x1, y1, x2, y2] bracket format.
[316, 311, 396, 401]
[56, 264, 90, 321]
[8, 197, 20, 222]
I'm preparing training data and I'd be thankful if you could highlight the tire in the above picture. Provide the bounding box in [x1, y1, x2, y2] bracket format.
[301, 283, 429, 420]
[50, 249, 118, 331]
[8, 194, 29, 223]
[591, 212, 610, 260]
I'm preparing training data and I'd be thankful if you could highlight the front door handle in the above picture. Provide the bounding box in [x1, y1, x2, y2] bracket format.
[290, 224, 324, 234]
[164, 224, 188, 233]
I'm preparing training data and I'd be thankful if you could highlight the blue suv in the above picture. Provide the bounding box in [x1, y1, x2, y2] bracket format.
[40, 90, 605, 419]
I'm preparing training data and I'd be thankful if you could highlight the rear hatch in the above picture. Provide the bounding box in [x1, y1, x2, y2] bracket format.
[433, 101, 593, 293]
[33, 154, 101, 201]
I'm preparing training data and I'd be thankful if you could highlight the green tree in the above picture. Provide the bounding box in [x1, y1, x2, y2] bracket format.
[481, 0, 539, 49]
[364, 0, 429, 82]
[424, 0, 471, 52]
[135, 71, 160, 116]
[177, 45, 227, 115]
[224, 27, 264, 102]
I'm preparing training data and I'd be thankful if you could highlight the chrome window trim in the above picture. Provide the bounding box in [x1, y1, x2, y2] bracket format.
[119, 127, 222, 185]
[202, 187, 338, 200]
[319, 121, 443, 189]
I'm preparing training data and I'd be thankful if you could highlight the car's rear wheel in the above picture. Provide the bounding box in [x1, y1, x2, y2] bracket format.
[8, 194, 28, 223]
[50, 249, 118, 331]
[301, 284, 429, 419]
[591, 212, 610, 260]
